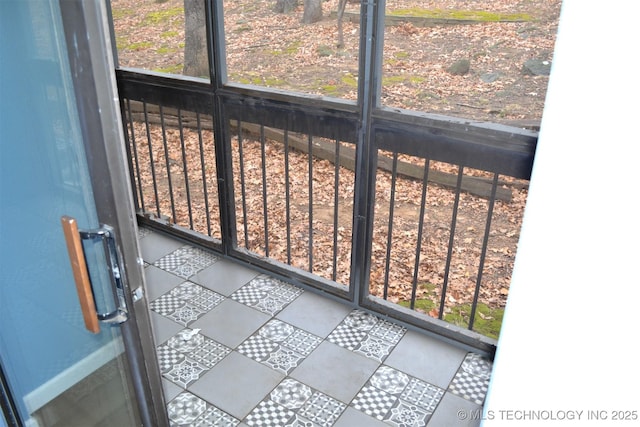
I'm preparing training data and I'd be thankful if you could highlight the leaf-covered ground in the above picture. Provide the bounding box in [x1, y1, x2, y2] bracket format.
[113, 0, 561, 334]
[112, 0, 561, 123]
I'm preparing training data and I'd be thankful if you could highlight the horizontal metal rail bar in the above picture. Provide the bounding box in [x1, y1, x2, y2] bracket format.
[117, 71, 536, 354]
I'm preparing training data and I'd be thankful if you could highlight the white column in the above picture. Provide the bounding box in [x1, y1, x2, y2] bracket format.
[483, 1, 640, 425]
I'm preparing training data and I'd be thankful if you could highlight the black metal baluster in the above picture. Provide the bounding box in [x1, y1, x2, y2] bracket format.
[469, 173, 499, 330]
[383, 152, 399, 300]
[284, 126, 292, 265]
[308, 133, 314, 272]
[410, 158, 430, 309]
[159, 105, 177, 223]
[143, 102, 160, 218]
[260, 125, 269, 257]
[332, 139, 341, 282]
[439, 165, 464, 319]
[177, 109, 194, 229]
[237, 120, 249, 248]
[196, 112, 212, 236]
[125, 99, 144, 213]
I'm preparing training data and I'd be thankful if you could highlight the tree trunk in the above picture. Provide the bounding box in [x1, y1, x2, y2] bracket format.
[274, 0, 298, 13]
[183, 0, 208, 78]
[336, 0, 347, 48]
[302, 0, 322, 24]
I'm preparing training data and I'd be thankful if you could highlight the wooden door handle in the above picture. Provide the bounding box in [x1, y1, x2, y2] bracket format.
[61, 216, 100, 334]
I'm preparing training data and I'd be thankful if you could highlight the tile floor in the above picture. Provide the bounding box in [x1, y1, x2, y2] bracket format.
[139, 227, 491, 427]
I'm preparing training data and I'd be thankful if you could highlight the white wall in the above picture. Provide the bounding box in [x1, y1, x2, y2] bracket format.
[484, 1, 640, 425]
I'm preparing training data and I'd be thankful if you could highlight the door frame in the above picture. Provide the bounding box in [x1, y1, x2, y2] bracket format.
[57, 1, 168, 425]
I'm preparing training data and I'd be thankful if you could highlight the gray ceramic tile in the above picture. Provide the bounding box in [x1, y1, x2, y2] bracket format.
[149, 310, 183, 345]
[191, 299, 271, 348]
[144, 264, 185, 301]
[291, 341, 379, 404]
[334, 406, 389, 427]
[427, 392, 482, 427]
[138, 231, 185, 264]
[276, 290, 352, 337]
[189, 351, 285, 420]
[385, 330, 467, 389]
[191, 258, 260, 296]
[161, 378, 183, 402]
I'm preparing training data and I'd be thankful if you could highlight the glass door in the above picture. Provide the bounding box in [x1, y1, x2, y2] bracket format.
[0, 1, 166, 426]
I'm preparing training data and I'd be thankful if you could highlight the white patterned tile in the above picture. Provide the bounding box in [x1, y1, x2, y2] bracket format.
[242, 320, 322, 373]
[168, 392, 239, 427]
[260, 319, 295, 342]
[351, 384, 396, 421]
[153, 245, 218, 279]
[370, 366, 409, 395]
[168, 392, 207, 425]
[270, 379, 312, 410]
[461, 352, 493, 380]
[237, 335, 279, 362]
[385, 400, 429, 427]
[298, 393, 346, 426]
[351, 365, 445, 424]
[245, 399, 295, 427]
[164, 359, 207, 388]
[193, 406, 239, 427]
[231, 275, 303, 315]
[167, 329, 205, 353]
[327, 309, 406, 362]
[161, 329, 231, 388]
[283, 330, 322, 356]
[402, 379, 444, 413]
[169, 304, 206, 326]
[343, 310, 378, 331]
[265, 347, 304, 374]
[354, 335, 395, 362]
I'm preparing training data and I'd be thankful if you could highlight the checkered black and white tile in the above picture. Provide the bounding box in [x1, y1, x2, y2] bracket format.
[245, 378, 347, 427]
[327, 309, 407, 362]
[141, 228, 492, 426]
[231, 274, 303, 316]
[151, 281, 225, 326]
[158, 329, 231, 388]
[352, 365, 444, 426]
[238, 319, 322, 375]
[448, 352, 493, 405]
[153, 245, 219, 279]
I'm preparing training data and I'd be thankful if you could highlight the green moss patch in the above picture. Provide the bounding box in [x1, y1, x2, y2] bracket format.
[382, 75, 425, 86]
[269, 41, 301, 56]
[125, 41, 153, 51]
[111, 8, 134, 20]
[143, 7, 184, 25]
[153, 64, 183, 74]
[388, 8, 532, 22]
[340, 74, 358, 88]
[400, 282, 504, 339]
[444, 303, 504, 339]
[160, 30, 179, 38]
